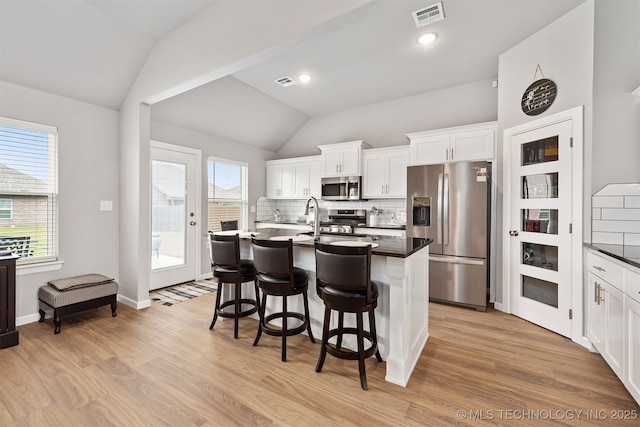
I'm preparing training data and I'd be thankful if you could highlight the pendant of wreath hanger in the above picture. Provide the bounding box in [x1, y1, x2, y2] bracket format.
[521, 64, 557, 116]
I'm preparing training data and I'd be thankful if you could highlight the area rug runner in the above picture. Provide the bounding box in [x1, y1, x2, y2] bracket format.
[150, 279, 217, 306]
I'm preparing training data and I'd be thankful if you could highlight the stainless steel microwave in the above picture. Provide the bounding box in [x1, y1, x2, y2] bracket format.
[321, 176, 361, 200]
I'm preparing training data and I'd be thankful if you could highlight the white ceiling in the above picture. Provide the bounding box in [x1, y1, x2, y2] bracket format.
[0, 0, 585, 152]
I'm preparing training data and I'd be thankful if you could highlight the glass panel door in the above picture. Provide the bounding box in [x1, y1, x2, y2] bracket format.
[510, 120, 572, 337]
[151, 160, 186, 270]
[150, 143, 199, 291]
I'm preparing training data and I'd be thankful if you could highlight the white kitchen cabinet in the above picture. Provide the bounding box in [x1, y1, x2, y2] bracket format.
[625, 294, 640, 404]
[587, 251, 625, 377]
[266, 160, 293, 199]
[267, 156, 320, 199]
[604, 282, 625, 377]
[292, 156, 321, 199]
[318, 140, 368, 177]
[362, 146, 409, 199]
[624, 267, 640, 404]
[407, 121, 496, 166]
[586, 249, 640, 405]
[586, 271, 605, 351]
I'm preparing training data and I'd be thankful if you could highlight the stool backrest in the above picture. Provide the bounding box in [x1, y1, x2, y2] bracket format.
[209, 233, 241, 270]
[251, 238, 294, 287]
[314, 241, 372, 301]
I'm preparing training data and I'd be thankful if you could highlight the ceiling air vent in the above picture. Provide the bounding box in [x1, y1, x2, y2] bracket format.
[274, 76, 297, 88]
[412, 2, 445, 28]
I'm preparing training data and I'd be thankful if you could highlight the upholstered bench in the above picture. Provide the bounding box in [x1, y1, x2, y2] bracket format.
[38, 274, 118, 334]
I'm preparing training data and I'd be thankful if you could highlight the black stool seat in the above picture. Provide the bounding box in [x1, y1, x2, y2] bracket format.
[252, 238, 315, 361]
[314, 241, 382, 390]
[209, 232, 260, 339]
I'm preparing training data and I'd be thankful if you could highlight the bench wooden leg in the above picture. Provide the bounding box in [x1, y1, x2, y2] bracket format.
[53, 309, 61, 334]
[39, 309, 45, 323]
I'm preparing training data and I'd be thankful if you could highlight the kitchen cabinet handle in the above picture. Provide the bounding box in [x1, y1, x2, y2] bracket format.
[445, 148, 449, 161]
[594, 282, 599, 303]
[451, 147, 454, 160]
[598, 285, 605, 303]
[593, 265, 605, 272]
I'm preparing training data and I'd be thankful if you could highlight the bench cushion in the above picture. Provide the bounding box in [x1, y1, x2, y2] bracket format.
[39, 281, 118, 308]
[48, 273, 114, 291]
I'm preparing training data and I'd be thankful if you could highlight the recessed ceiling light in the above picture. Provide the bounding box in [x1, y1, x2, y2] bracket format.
[417, 32, 438, 45]
[298, 73, 312, 83]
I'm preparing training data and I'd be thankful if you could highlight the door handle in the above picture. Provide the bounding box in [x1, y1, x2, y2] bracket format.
[509, 230, 519, 236]
[443, 173, 449, 245]
[189, 221, 196, 226]
[437, 173, 443, 244]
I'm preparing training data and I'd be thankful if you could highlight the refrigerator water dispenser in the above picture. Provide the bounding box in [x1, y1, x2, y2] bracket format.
[412, 197, 431, 226]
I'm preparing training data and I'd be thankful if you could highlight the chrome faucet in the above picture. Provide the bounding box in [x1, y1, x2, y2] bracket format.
[304, 196, 320, 237]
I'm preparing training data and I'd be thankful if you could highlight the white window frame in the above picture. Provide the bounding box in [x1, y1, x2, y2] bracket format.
[0, 116, 60, 273]
[207, 157, 249, 231]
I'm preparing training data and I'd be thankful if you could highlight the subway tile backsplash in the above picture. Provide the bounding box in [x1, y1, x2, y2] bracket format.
[592, 183, 640, 247]
[256, 196, 407, 225]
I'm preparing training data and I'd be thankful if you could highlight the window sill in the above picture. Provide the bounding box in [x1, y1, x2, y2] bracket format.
[17, 260, 64, 276]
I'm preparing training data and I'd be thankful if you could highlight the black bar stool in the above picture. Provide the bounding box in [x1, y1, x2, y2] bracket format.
[251, 237, 315, 361]
[209, 232, 259, 339]
[314, 241, 382, 390]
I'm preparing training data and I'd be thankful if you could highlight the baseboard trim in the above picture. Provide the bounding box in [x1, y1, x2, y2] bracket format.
[118, 294, 151, 309]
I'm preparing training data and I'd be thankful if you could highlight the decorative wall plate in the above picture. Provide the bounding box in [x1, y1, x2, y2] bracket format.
[521, 78, 557, 116]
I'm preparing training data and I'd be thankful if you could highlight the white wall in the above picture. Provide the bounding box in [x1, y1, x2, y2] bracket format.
[119, 1, 372, 307]
[496, 1, 595, 304]
[277, 79, 499, 158]
[592, 0, 640, 190]
[0, 81, 120, 324]
[150, 120, 276, 277]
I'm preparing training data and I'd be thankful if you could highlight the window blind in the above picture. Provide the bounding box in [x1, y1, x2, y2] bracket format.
[207, 158, 248, 232]
[0, 116, 58, 263]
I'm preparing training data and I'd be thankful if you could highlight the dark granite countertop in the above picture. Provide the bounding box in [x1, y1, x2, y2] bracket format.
[254, 220, 406, 231]
[585, 243, 640, 269]
[245, 228, 431, 258]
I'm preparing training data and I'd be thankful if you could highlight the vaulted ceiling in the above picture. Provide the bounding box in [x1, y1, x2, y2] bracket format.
[0, 0, 584, 152]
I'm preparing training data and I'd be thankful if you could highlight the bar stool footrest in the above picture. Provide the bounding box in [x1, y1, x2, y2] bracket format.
[325, 327, 378, 360]
[261, 312, 307, 337]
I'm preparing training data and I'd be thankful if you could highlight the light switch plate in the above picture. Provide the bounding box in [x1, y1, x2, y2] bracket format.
[100, 200, 113, 211]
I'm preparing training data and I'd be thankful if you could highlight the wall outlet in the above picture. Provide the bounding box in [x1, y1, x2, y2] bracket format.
[100, 200, 113, 211]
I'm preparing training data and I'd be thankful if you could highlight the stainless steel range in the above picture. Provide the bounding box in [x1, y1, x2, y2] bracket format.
[320, 209, 367, 235]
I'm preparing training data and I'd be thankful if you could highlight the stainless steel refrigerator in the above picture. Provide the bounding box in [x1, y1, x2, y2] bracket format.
[406, 161, 490, 311]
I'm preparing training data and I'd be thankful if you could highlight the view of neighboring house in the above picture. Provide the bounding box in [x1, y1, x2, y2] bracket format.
[0, 163, 50, 257]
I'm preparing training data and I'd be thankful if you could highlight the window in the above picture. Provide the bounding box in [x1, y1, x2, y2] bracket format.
[0, 199, 12, 219]
[207, 158, 248, 232]
[0, 117, 58, 264]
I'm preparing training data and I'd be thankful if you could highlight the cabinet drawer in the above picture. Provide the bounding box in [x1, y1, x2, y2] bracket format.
[625, 267, 640, 302]
[587, 251, 624, 288]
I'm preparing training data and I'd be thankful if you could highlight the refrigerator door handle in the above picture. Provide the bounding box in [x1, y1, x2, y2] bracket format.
[430, 254, 486, 266]
[443, 173, 449, 245]
[437, 173, 443, 244]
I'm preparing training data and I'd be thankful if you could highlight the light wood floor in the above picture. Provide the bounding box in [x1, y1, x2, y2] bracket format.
[2, 293, 638, 426]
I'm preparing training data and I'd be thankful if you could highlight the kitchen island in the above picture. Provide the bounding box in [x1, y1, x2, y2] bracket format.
[227, 227, 432, 387]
